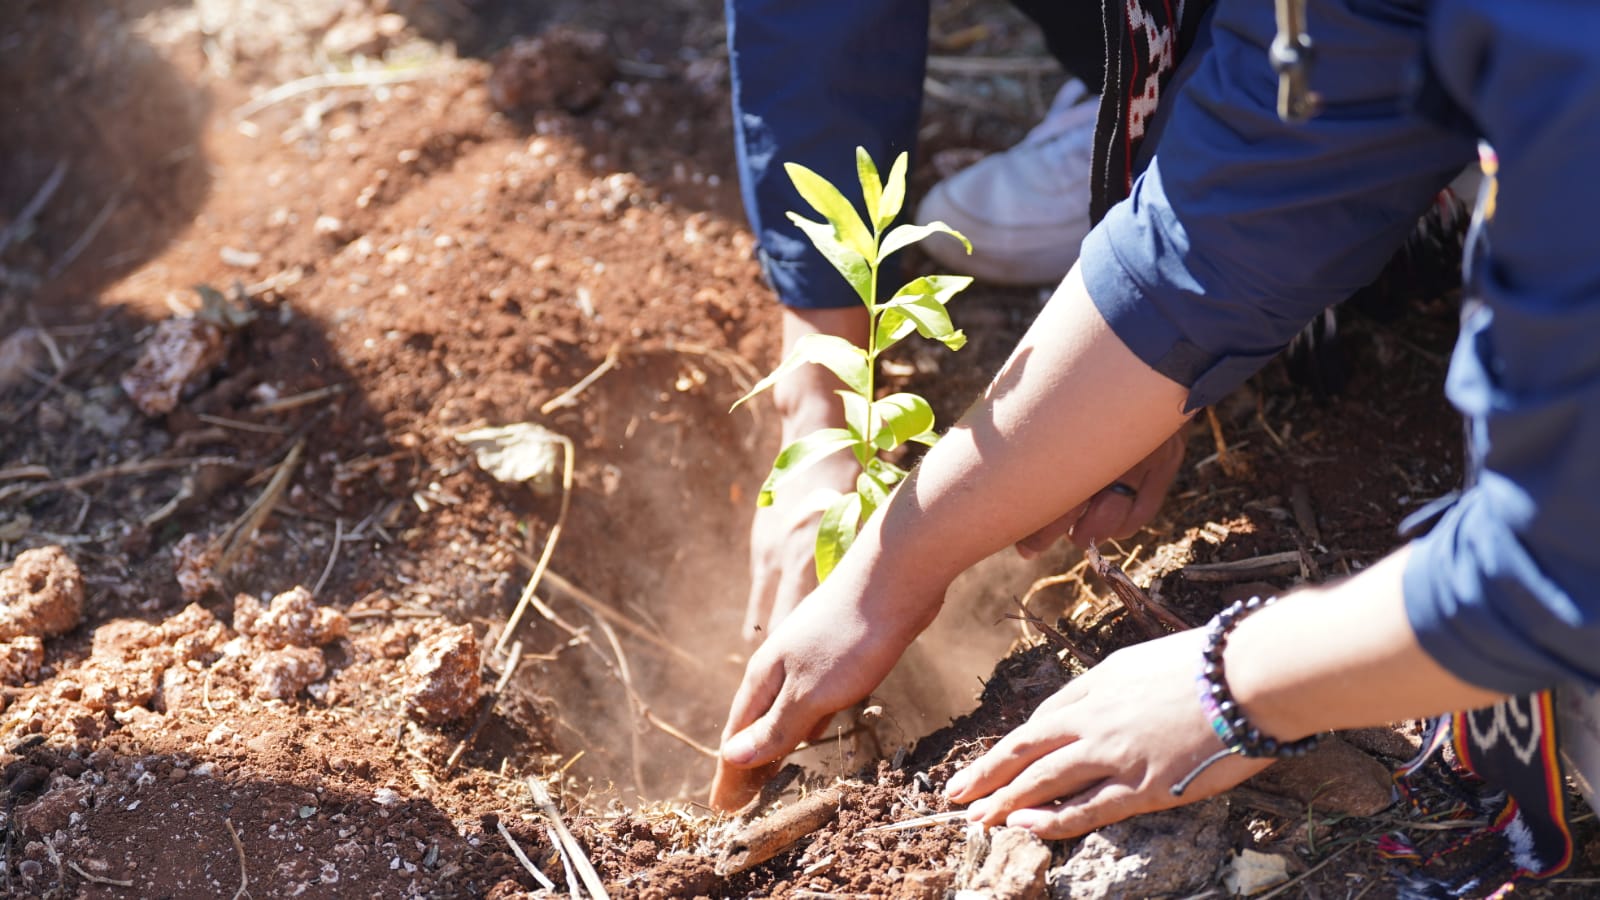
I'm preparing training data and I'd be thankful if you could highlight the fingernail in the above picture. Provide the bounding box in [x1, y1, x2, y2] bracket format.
[721, 733, 757, 766]
[965, 798, 991, 822]
[945, 772, 969, 799]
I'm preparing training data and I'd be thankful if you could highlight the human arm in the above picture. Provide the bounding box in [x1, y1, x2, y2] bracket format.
[947, 549, 1509, 837]
[712, 265, 1195, 808]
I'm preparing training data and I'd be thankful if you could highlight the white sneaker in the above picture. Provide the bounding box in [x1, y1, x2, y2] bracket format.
[915, 79, 1097, 286]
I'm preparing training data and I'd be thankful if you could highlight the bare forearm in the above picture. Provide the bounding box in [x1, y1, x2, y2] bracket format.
[845, 265, 1190, 596]
[1225, 547, 1508, 740]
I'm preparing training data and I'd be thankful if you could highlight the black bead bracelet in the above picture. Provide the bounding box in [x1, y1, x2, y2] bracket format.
[1171, 596, 1320, 796]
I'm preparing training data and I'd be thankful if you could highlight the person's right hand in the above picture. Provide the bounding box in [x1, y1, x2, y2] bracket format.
[715, 544, 943, 810]
[743, 306, 870, 642]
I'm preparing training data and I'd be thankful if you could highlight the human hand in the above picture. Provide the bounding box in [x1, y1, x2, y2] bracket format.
[714, 561, 942, 810]
[944, 628, 1271, 839]
[1014, 432, 1184, 558]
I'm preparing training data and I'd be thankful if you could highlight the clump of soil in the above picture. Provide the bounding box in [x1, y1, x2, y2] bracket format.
[0, 545, 84, 641]
[403, 623, 483, 724]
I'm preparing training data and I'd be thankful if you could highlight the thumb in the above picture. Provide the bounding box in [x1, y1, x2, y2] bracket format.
[720, 696, 815, 768]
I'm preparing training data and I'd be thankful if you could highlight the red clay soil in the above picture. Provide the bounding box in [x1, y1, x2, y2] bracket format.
[2, 1, 1596, 898]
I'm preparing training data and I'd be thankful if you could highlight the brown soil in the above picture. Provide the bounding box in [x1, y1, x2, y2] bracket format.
[2, 1, 1596, 898]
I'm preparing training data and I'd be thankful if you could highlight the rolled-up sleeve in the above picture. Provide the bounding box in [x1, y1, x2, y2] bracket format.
[726, 0, 928, 309]
[1078, 0, 1475, 410]
[1403, 0, 1600, 694]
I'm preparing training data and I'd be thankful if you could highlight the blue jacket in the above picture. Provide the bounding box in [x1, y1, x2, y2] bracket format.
[729, 0, 1600, 695]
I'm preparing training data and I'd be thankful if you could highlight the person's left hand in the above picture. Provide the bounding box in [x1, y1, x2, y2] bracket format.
[944, 628, 1272, 839]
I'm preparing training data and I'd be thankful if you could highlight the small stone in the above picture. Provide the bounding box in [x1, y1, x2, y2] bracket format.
[249, 646, 327, 700]
[0, 638, 45, 685]
[120, 315, 227, 417]
[967, 827, 1051, 900]
[401, 624, 481, 724]
[1245, 735, 1395, 817]
[1049, 797, 1229, 899]
[0, 546, 84, 641]
[235, 586, 348, 648]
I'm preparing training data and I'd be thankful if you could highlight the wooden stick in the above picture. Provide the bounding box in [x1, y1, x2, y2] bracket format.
[541, 343, 620, 414]
[0, 161, 68, 256]
[527, 777, 610, 900]
[312, 518, 343, 597]
[864, 809, 969, 833]
[3, 455, 241, 503]
[217, 439, 303, 574]
[251, 382, 348, 414]
[66, 860, 133, 888]
[0, 465, 50, 482]
[545, 824, 582, 900]
[1180, 551, 1340, 583]
[496, 436, 573, 655]
[1085, 546, 1191, 634]
[496, 818, 556, 891]
[1005, 597, 1098, 669]
[226, 819, 249, 900]
[717, 787, 842, 876]
[233, 65, 444, 119]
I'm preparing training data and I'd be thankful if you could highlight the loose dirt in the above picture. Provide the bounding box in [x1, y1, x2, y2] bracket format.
[2, 1, 1596, 897]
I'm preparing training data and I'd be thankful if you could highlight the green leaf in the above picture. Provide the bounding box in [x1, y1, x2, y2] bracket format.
[856, 470, 889, 513]
[787, 213, 872, 303]
[732, 334, 872, 410]
[877, 221, 972, 264]
[756, 428, 857, 506]
[875, 275, 973, 350]
[876, 152, 909, 230]
[784, 162, 876, 261]
[814, 491, 864, 582]
[870, 392, 937, 451]
[908, 431, 940, 447]
[855, 148, 883, 232]
[838, 390, 870, 442]
[867, 458, 908, 484]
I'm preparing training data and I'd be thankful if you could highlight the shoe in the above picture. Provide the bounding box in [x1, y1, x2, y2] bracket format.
[915, 79, 1097, 286]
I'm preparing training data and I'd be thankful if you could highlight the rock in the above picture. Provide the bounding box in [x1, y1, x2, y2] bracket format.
[966, 827, 1052, 900]
[402, 624, 482, 724]
[14, 780, 91, 838]
[0, 546, 84, 640]
[1245, 735, 1395, 817]
[0, 637, 44, 684]
[250, 645, 327, 700]
[235, 586, 348, 648]
[1222, 849, 1291, 896]
[487, 26, 615, 116]
[1049, 797, 1229, 899]
[120, 315, 227, 416]
[173, 532, 224, 601]
[894, 870, 954, 900]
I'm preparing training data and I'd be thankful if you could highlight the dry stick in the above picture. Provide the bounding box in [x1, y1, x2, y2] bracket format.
[0, 465, 50, 482]
[0, 161, 68, 256]
[545, 823, 582, 900]
[540, 343, 621, 415]
[1204, 406, 1245, 478]
[312, 518, 343, 597]
[225, 818, 249, 900]
[217, 439, 304, 574]
[496, 436, 574, 655]
[251, 382, 348, 414]
[196, 413, 293, 435]
[444, 640, 525, 773]
[6, 455, 240, 503]
[642, 708, 718, 758]
[1005, 597, 1098, 669]
[234, 65, 444, 119]
[66, 860, 134, 888]
[527, 777, 611, 900]
[1084, 546, 1191, 634]
[864, 809, 970, 833]
[718, 787, 843, 876]
[590, 613, 647, 795]
[495, 818, 557, 892]
[1179, 550, 1340, 583]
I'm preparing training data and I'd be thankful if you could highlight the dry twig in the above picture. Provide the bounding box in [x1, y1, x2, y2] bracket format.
[251, 382, 348, 414]
[312, 518, 343, 597]
[527, 777, 611, 900]
[718, 787, 842, 876]
[1004, 598, 1098, 669]
[234, 65, 445, 119]
[217, 439, 303, 574]
[1, 455, 240, 504]
[496, 435, 574, 655]
[66, 860, 134, 888]
[864, 809, 969, 833]
[541, 343, 620, 415]
[1085, 546, 1191, 634]
[226, 818, 249, 900]
[1180, 550, 1339, 583]
[495, 818, 556, 892]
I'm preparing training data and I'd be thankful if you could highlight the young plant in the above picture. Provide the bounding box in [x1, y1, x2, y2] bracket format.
[733, 147, 972, 581]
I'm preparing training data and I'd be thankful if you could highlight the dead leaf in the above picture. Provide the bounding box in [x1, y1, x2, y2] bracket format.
[454, 423, 566, 495]
[1223, 849, 1291, 897]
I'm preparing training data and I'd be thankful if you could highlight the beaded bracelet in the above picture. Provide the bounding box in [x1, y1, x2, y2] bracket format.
[1170, 595, 1320, 796]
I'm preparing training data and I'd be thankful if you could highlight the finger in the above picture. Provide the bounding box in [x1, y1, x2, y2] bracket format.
[711, 758, 780, 812]
[1015, 503, 1088, 560]
[721, 683, 828, 771]
[964, 743, 1113, 825]
[1005, 778, 1143, 840]
[721, 652, 785, 745]
[1121, 436, 1184, 536]
[945, 716, 1077, 803]
[769, 548, 819, 631]
[1069, 487, 1135, 547]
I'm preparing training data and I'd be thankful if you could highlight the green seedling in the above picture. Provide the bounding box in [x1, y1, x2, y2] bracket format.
[733, 147, 972, 581]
